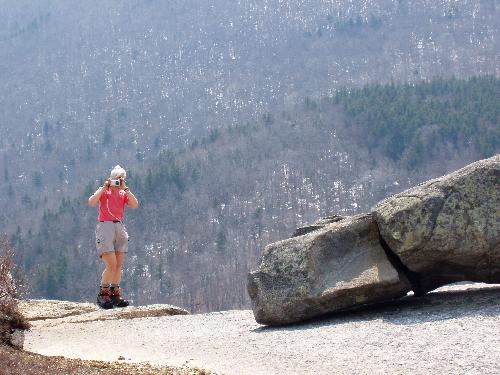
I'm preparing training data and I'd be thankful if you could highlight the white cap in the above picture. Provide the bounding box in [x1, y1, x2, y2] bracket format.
[110, 165, 126, 179]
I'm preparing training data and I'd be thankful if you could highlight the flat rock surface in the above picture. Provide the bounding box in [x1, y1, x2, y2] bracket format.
[19, 299, 189, 327]
[24, 284, 500, 374]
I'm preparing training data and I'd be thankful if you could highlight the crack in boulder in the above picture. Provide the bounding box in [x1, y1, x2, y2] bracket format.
[375, 224, 423, 296]
[248, 155, 499, 325]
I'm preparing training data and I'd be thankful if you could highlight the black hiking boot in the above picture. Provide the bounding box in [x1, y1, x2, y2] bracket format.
[110, 287, 129, 308]
[97, 288, 114, 309]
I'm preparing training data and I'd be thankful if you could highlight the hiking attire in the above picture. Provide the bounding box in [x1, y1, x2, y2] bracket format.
[95, 188, 129, 257]
[98, 188, 129, 221]
[89, 166, 139, 309]
[97, 288, 114, 309]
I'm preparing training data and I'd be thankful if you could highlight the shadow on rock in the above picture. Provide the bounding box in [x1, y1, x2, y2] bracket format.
[252, 286, 500, 333]
[248, 155, 500, 325]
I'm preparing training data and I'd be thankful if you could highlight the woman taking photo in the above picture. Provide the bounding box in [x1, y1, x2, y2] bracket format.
[88, 165, 139, 309]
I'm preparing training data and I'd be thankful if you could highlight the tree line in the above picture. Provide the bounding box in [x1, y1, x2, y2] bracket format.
[332, 75, 499, 168]
[12, 75, 499, 311]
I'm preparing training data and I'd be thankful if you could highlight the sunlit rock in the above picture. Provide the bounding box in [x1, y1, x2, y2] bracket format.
[374, 154, 500, 293]
[249, 155, 499, 325]
[248, 214, 411, 325]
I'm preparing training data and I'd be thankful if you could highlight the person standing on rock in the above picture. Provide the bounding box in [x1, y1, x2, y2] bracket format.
[88, 165, 139, 309]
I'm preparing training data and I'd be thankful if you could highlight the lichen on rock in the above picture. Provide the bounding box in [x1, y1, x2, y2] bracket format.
[248, 155, 500, 325]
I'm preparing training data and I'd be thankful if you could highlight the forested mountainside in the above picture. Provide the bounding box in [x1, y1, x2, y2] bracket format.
[12, 77, 499, 312]
[0, 0, 499, 236]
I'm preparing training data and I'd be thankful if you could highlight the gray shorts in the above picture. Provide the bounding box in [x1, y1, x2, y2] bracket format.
[95, 221, 129, 257]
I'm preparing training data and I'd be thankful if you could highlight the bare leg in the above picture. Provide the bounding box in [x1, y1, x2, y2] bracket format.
[112, 251, 126, 285]
[109, 251, 129, 307]
[101, 252, 118, 286]
[97, 252, 118, 308]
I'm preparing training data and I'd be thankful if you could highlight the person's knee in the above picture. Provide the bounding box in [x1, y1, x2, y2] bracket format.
[115, 252, 126, 269]
[115, 258, 124, 269]
[103, 257, 118, 272]
[111, 264, 120, 273]
[104, 264, 116, 273]
[112, 259, 124, 273]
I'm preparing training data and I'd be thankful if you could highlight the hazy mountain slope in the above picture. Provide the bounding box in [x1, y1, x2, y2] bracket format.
[14, 77, 499, 312]
[0, 0, 498, 234]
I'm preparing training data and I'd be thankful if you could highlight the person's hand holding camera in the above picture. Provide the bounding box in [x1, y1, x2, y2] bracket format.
[119, 177, 128, 190]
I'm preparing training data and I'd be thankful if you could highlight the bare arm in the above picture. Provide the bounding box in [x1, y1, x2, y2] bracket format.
[125, 189, 139, 209]
[120, 177, 139, 209]
[88, 181, 109, 207]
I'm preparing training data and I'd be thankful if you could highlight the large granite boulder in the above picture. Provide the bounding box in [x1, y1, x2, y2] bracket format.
[292, 215, 346, 237]
[247, 214, 411, 325]
[248, 155, 499, 325]
[374, 155, 500, 293]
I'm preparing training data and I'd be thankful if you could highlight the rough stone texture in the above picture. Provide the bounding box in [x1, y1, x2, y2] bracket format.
[9, 329, 24, 349]
[248, 214, 411, 325]
[18, 299, 189, 327]
[374, 154, 500, 293]
[17, 299, 99, 321]
[248, 155, 499, 325]
[292, 215, 346, 237]
[24, 284, 500, 375]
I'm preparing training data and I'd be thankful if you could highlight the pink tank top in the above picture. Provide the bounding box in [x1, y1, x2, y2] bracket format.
[98, 189, 129, 221]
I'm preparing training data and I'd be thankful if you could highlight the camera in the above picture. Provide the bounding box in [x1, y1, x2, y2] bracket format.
[110, 179, 121, 186]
